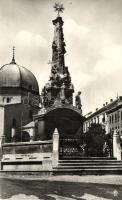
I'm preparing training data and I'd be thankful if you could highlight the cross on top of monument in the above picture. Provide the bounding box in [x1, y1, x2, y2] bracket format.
[53, 2, 64, 16]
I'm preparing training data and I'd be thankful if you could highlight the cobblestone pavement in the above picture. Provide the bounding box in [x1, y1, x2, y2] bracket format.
[0, 175, 122, 200]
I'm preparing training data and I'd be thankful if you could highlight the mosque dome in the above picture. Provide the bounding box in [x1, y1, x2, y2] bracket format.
[0, 49, 39, 94]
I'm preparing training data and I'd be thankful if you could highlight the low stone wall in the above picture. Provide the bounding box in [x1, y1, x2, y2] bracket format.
[2, 140, 53, 154]
[1, 141, 53, 171]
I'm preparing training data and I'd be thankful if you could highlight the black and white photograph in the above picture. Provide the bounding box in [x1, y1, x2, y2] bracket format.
[0, 0, 122, 199]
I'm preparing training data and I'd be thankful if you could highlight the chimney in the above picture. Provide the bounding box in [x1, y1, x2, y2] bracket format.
[110, 99, 113, 102]
[96, 108, 98, 111]
[106, 102, 108, 105]
[103, 104, 105, 107]
[119, 96, 122, 101]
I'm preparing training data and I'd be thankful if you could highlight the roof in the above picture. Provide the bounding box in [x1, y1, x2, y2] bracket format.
[22, 121, 35, 129]
[85, 97, 122, 120]
[0, 62, 39, 94]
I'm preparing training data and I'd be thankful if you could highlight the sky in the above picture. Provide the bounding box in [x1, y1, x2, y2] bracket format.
[0, 0, 122, 114]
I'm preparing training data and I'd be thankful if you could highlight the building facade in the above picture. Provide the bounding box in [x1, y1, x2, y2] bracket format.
[84, 96, 122, 137]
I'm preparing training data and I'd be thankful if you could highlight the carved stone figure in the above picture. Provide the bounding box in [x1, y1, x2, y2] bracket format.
[75, 91, 82, 110]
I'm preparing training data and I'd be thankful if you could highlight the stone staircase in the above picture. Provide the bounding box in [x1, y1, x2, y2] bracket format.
[53, 157, 122, 175]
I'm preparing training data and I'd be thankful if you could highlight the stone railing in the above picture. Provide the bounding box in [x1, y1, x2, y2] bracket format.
[1, 140, 53, 171]
[1, 140, 53, 154]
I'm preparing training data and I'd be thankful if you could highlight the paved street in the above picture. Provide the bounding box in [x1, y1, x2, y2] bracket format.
[0, 175, 122, 200]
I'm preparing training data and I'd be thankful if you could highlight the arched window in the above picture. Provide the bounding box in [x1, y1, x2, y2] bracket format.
[97, 116, 99, 124]
[112, 115, 114, 123]
[110, 116, 111, 124]
[7, 97, 10, 103]
[121, 111, 122, 121]
[115, 113, 117, 122]
[12, 118, 16, 128]
[102, 114, 105, 122]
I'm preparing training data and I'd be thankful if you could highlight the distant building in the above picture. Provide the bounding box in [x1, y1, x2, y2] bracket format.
[107, 97, 122, 136]
[84, 96, 122, 136]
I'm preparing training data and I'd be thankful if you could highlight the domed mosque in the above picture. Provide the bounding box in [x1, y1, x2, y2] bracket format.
[0, 47, 40, 144]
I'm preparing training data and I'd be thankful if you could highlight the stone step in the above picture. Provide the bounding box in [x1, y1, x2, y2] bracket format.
[59, 157, 116, 160]
[59, 160, 120, 163]
[55, 165, 122, 169]
[54, 167, 122, 171]
[54, 156, 122, 175]
[58, 162, 122, 166]
[53, 168, 122, 175]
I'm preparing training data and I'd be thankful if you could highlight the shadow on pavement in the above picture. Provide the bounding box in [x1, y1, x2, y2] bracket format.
[0, 178, 122, 200]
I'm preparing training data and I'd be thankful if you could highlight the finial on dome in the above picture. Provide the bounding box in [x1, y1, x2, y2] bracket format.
[53, 2, 64, 16]
[10, 46, 16, 64]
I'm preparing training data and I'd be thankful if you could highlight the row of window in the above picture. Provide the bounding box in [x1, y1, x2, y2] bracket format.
[84, 114, 106, 130]
[109, 111, 122, 124]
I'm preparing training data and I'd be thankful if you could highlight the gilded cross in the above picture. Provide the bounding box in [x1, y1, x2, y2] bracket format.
[53, 2, 64, 16]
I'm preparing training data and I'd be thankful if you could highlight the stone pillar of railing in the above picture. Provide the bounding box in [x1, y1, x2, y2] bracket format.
[113, 130, 122, 160]
[11, 127, 16, 142]
[52, 128, 59, 168]
[0, 135, 5, 148]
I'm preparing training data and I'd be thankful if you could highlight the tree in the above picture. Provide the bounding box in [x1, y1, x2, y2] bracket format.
[84, 123, 106, 157]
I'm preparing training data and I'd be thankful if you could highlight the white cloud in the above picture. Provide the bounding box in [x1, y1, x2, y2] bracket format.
[94, 44, 122, 76]
[34, 34, 47, 47]
[64, 19, 89, 40]
[15, 30, 32, 46]
[15, 30, 47, 48]
[72, 72, 95, 90]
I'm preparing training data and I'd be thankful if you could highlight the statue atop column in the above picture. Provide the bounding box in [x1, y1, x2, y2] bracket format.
[41, 3, 74, 108]
[75, 91, 82, 110]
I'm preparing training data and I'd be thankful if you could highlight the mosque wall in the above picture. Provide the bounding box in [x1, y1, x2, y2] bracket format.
[0, 106, 5, 141]
[3, 104, 39, 143]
